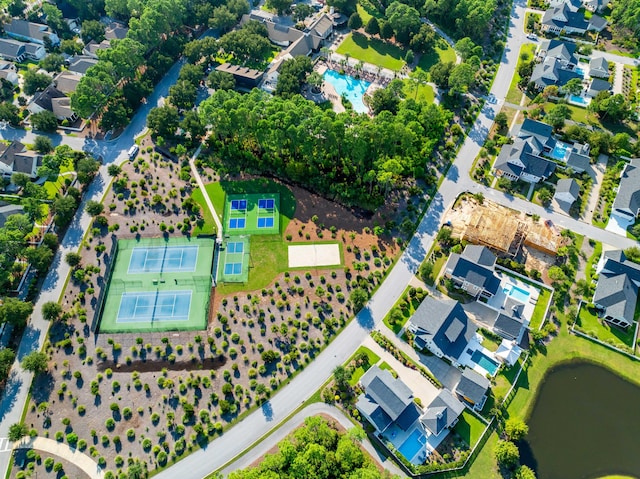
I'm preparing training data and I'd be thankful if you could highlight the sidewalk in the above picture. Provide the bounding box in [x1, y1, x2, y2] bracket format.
[14, 437, 104, 479]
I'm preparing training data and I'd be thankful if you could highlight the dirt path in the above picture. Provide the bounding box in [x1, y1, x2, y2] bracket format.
[583, 154, 608, 224]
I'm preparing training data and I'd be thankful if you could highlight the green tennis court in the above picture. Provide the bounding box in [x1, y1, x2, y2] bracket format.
[98, 237, 215, 333]
[224, 193, 280, 236]
[217, 236, 250, 283]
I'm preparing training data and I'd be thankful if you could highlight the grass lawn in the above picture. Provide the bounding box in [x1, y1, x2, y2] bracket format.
[378, 361, 394, 373]
[452, 410, 487, 448]
[381, 286, 426, 334]
[42, 158, 75, 200]
[479, 331, 501, 352]
[585, 241, 602, 282]
[544, 102, 639, 136]
[529, 285, 552, 330]
[576, 304, 636, 350]
[506, 44, 537, 104]
[349, 346, 381, 386]
[336, 33, 406, 71]
[402, 79, 434, 104]
[416, 38, 456, 73]
[191, 187, 216, 236]
[356, 2, 382, 24]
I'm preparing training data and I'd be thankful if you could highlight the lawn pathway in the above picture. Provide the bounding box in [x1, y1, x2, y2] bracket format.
[14, 437, 104, 479]
[188, 144, 222, 234]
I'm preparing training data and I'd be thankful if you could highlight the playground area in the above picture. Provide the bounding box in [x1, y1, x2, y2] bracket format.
[98, 237, 215, 333]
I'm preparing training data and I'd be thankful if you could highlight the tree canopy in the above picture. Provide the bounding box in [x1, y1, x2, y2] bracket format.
[199, 89, 451, 209]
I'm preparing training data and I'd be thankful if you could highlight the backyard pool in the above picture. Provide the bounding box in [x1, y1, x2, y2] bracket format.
[470, 349, 500, 376]
[323, 69, 371, 114]
[504, 284, 531, 303]
[569, 94, 590, 106]
[575, 67, 585, 76]
[398, 428, 427, 462]
[549, 142, 569, 161]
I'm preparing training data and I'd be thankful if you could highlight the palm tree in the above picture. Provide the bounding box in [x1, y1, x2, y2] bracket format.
[320, 46, 331, 62]
[307, 72, 324, 93]
[354, 61, 364, 76]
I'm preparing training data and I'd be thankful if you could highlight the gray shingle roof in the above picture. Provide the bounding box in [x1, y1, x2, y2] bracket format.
[455, 368, 490, 406]
[593, 250, 640, 324]
[494, 313, 525, 341]
[4, 19, 55, 43]
[589, 56, 608, 73]
[461, 245, 496, 267]
[355, 394, 392, 431]
[555, 178, 580, 200]
[612, 159, 640, 215]
[566, 151, 591, 172]
[410, 297, 476, 361]
[0, 38, 25, 59]
[360, 365, 413, 422]
[420, 389, 464, 436]
[444, 246, 501, 295]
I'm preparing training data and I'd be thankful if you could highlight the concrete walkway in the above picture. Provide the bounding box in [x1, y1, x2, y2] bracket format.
[583, 153, 608, 223]
[188, 144, 222, 234]
[219, 403, 406, 477]
[14, 437, 104, 479]
[612, 62, 625, 95]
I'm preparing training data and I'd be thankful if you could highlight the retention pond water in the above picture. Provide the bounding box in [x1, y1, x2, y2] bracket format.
[521, 361, 640, 479]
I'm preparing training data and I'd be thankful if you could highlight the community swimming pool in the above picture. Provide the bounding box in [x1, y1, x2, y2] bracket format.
[323, 69, 371, 114]
[504, 284, 531, 303]
[398, 428, 426, 462]
[549, 142, 569, 161]
[470, 349, 500, 376]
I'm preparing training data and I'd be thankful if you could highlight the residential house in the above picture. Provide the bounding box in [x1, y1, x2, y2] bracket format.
[584, 0, 608, 12]
[308, 14, 334, 40]
[4, 19, 60, 46]
[554, 178, 580, 211]
[0, 39, 26, 62]
[53, 71, 81, 95]
[28, 85, 77, 122]
[443, 245, 501, 299]
[586, 78, 611, 97]
[261, 53, 293, 93]
[493, 137, 557, 183]
[66, 55, 98, 75]
[593, 250, 640, 329]
[83, 39, 111, 58]
[611, 159, 640, 221]
[532, 40, 582, 90]
[407, 296, 477, 366]
[23, 43, 46, 61]
[453, 368, 490, 411]
[462, 300, 528, 344]
[589, 56, 609, 78]
[215, 63, 263, 89]
[517, 118, 556, 152]
[104, 22, 129, 41]
[548, 0, 582, 11]
[419, 389, 464, 437]
[0, 141, 42, 179]
[0, 61, 19, 84]
[355, 365, 419, 434]
[566, 147, 591, 173]
[0, 203, 25, 227]
[541, 3, 607, 34]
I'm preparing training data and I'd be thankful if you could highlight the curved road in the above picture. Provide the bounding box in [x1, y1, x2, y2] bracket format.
[0, 5, 636, 479]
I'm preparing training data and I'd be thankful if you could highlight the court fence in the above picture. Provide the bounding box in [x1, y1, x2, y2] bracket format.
[92, 239, 119, 333]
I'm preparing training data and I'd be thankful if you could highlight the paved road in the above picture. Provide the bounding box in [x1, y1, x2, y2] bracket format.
[0, 51, 187, 478]
[219, 403, 406, 477]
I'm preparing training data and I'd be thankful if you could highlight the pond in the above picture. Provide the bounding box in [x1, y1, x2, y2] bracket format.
[521, 362, 640, 479]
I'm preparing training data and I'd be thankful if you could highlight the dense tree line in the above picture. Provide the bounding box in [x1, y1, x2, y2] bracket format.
[197, 89, 451, 209]
[611, 0, 640, 46]
[423, 0, 496, 43]
[228, 416, 400, 479]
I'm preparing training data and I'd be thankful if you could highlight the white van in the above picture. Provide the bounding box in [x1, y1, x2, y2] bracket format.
[128, 145, 139, 159]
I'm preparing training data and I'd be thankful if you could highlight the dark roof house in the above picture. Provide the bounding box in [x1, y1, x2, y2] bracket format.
[215, 63, 264, 88]
[407, 297, 477, 365]
[586, 78, 611, 97]
[611, 159, 640, 220]
[4, 19, 60, 46]
[454, 368, 490, 410]
[0, 39, 26, 62]
[443, 245, 501, 298]
[28, 85, 77, 121]
[593, 250, 640, 329]
[419, 389, 464, 436]
[494, 137, 557, 183]
[0, 141, 42, 179]
[356, 365, 420, 433]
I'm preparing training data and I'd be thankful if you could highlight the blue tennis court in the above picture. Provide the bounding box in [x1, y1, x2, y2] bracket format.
[229, 218, 246, 229]
[231, 199, 247, 210]
[257, 217, 274, 228]
[116, 291, 192, 323]
[128, 246, 198, 274]
[258, 198, 275, 209]
[224, 263, 242, 275]
[227, 241, 244, 253]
